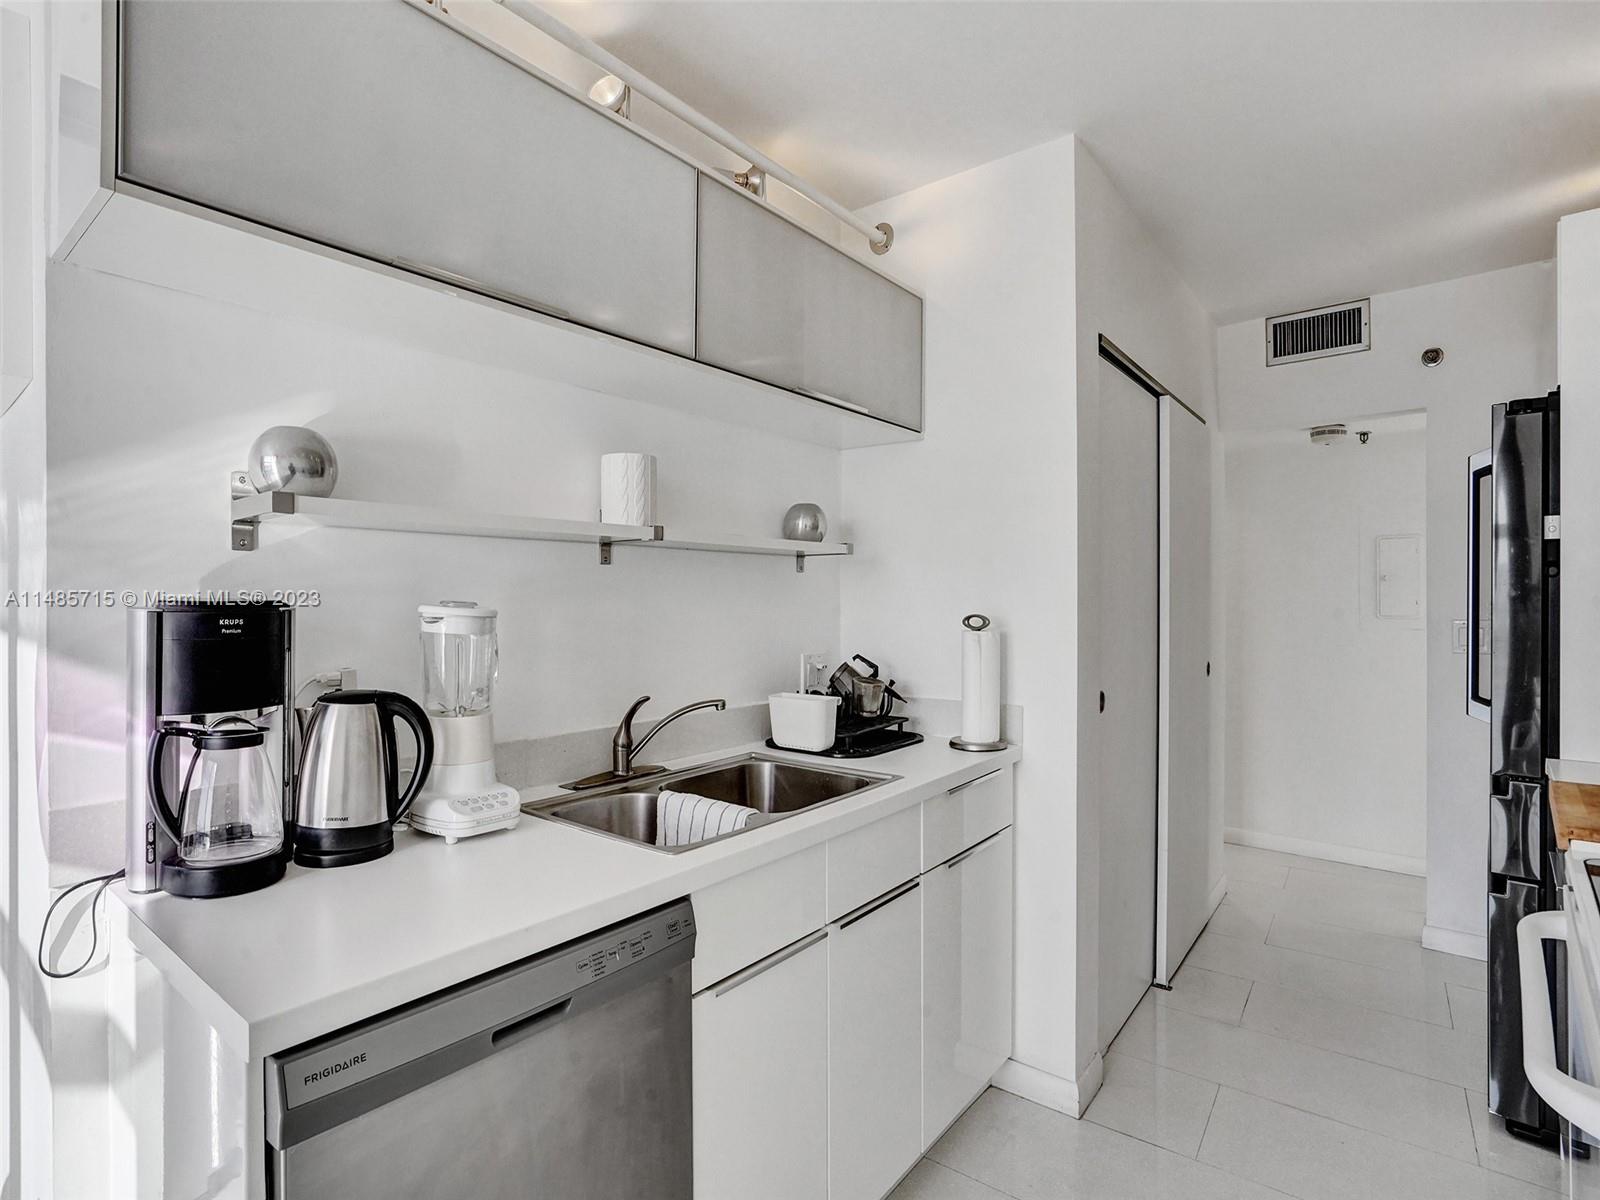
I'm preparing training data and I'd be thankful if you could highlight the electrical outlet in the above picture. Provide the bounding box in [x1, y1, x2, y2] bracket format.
[799, 653, 828, 693]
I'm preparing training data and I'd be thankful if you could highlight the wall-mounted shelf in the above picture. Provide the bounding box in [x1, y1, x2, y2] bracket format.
[622, 529, 853, 573]
[229, 489, 852, 571]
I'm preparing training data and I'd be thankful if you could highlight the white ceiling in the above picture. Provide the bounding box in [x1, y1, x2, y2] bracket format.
[550, 1, 1600, 323]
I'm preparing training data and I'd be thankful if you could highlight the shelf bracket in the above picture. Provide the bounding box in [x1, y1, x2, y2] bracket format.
[230, 470, 259, 552]
[599, 539, 613, 566]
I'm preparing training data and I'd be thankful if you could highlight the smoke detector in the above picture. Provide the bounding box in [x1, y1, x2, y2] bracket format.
[1309, 424, 1348, 446]
[1308, 423, 1371, 446]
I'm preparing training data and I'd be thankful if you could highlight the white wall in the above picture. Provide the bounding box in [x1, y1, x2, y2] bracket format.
[42, 262, 844, 875]
[1558, 209, 1600, 761]
[1223, 416, 1428, 872]
[1216, 261, 1556, 953]
[842, 138, 1082, 1098]
[841, 137, 1221, 1111]
[1, 1, 106, 1194]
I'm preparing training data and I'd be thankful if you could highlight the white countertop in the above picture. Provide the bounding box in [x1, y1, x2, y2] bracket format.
[113, 737, 1020, 1059]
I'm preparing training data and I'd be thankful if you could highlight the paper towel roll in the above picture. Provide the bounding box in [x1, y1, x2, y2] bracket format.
[960, 613, 1001, 745]
[599, 453, 657, 526]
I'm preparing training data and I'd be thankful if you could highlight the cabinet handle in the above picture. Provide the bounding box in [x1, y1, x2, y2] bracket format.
[947, 768, 1002, 795]
[709, 928, 828, 998]
[943, 828, 1006, 870]
[838, 879, 919, 930]
[391, 258, 573, 322]
[795, 387, 871, 415]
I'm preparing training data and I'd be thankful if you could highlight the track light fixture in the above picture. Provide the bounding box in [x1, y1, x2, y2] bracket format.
[588, 74, 631, 118]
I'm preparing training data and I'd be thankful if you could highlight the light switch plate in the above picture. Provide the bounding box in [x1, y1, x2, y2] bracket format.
[1452, 620, 1469, 653]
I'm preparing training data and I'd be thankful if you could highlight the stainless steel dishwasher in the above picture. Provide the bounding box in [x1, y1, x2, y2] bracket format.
[264, 899, 695, 1199]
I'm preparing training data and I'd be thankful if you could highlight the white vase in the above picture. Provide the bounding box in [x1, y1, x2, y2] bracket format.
[599, 453, 657, 526]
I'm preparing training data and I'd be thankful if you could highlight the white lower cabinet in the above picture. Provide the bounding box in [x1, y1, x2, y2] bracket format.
[921, 829, 1015, 1145]
[690, 791, 1015, 1200]
[693, 930, 830, 1200]
[828, 880, 924, 1200]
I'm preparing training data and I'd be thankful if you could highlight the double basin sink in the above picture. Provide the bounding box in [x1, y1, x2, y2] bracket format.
[524, 754, 895, 854]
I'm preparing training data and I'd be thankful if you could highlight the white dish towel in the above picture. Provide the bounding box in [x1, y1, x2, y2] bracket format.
[656, 790, 754, 848]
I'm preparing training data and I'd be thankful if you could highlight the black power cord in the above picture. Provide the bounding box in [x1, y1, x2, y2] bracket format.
[36, 869, 126, 980]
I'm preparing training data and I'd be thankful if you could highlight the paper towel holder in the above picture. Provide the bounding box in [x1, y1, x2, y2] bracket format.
[951, 613, 1008, 753]
[949, 737, 1008, 752]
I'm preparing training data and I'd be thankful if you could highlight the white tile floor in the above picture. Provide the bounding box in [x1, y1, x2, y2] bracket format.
[890, 842, 1565, 1200]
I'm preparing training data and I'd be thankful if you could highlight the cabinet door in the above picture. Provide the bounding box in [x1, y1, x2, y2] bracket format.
[922, 829, 1014, 1146]
[117, 0, 696, 354]
[697, 176, 923, 430]
[828, 881, 922, 1200]
[693, 932, 828, 1200]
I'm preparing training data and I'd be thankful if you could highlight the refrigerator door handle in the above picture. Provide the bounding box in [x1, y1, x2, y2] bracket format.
[1467, 448, 1492, 722]
[1490, 781, 1543, 881]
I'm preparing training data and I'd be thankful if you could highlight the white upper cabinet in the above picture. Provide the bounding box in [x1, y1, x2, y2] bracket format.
[696, 175, 924, 431]
[116, 0, 697, 355]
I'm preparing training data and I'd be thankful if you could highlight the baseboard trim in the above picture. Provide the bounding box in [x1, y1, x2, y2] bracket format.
[1207, 874, 1229, 916]
[1225, 827, 1425, 878]
[1422, 923, 1487, 962]
[993, 1053, 1103, 1119]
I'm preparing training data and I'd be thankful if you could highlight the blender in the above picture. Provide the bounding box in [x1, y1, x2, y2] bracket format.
[407, 601, 521, 843]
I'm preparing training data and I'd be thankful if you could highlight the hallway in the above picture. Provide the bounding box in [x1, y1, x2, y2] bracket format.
[893, 843, 1559, 1199]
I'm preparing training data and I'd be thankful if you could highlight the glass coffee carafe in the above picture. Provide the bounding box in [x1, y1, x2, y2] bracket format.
[149, 719, 283, 867]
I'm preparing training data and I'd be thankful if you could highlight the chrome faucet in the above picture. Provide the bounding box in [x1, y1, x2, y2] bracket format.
[561, 695, 727, 791]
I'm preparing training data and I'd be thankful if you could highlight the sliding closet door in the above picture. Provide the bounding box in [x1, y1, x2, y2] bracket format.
[1096, 360, 1160, 1050]
[1156, 396, 1213, 985]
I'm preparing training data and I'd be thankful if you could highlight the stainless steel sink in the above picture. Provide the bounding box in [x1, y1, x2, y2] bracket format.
[524, 754, 895, 853]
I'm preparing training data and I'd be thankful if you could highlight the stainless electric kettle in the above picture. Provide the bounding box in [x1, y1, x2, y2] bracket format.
[294, 690, 433, 868]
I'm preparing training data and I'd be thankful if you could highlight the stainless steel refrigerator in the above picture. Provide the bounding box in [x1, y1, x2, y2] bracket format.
[1469, 388, 1561, 1143]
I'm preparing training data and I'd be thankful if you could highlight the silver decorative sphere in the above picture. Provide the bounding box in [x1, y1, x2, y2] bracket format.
[782, 502, 828, 542]
[248, 426, 339, 496]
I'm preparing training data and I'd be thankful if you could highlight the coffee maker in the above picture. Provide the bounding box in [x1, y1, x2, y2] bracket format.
[126, 601, 294, 898]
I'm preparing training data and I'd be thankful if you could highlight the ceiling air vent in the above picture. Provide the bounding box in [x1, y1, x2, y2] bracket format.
[1266, 299, 1371, 366]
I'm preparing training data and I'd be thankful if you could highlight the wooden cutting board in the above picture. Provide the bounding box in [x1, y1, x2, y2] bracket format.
[1550, 778, 1600, 849]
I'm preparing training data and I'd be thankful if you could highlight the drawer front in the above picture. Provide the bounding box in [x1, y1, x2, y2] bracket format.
[827, 805, 921, 922]
[692, 844, 826, 992]
[923, 767, 1013, 870]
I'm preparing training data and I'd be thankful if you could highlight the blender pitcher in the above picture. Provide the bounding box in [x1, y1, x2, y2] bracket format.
[420, 601, 498, 717]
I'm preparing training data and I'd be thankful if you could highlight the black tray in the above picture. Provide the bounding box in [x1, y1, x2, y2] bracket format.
[767, 712, 924, 759]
